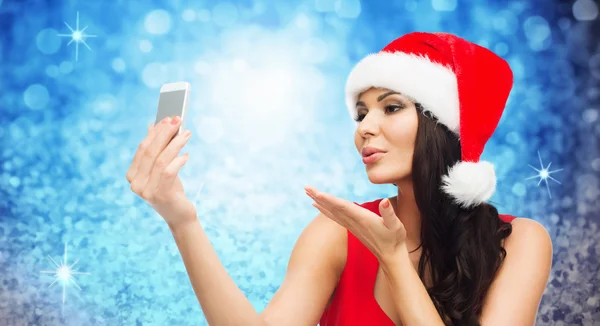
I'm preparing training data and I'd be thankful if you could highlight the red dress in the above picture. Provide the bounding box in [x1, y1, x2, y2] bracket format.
[319, 198, 516, 326]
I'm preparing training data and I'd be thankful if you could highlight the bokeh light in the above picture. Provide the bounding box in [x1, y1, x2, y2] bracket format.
[36, 28, 62, 54]
[23, 84, 50, 110]
[145, 9, 172, 35]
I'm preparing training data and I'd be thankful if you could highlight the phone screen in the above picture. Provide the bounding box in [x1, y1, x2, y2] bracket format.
[155, 90, 186, 124]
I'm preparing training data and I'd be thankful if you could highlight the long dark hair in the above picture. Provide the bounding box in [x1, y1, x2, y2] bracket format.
[408, 103, 513, 325]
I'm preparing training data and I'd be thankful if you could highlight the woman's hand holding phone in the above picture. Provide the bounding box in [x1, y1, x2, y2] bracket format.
[126, 115, 196, 229]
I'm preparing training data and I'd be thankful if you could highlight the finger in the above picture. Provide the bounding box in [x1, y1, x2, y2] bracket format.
[317, 192, 381, 230]
[307, 190, 362, 231]
[308, 189, 352, 220]
[305, 187, 344, 209]
[305, 189, 318, 201]
[312, 202, 346, 228]
[306, 190, 340, 218]
[305, 186, 378, 228]
[134, 117, 181, 189]
[379, 198, 399, 229]
[146, 130, 193, 194]
[127, 122, 157, 183]
[157, 153, 190, 190]
[305, 187, 332, 207]
[305, 188, 328, 211]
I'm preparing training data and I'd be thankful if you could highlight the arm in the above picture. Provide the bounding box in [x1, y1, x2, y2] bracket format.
[379, 248, 445, 326]
[169, 217, 262, 325]
[170, 212, 346, 326]
[379, 218, 553, 326]
[479, 218, 553, 325]
[260, 212, 347, 325]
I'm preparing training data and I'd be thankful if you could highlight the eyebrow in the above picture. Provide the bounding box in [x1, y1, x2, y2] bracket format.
[377, 91, 402, 101]
[356, 91, 402, 107]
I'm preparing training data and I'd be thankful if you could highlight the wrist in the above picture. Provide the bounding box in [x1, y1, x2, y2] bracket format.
[168, 214, 200, 234]
[380, 244, 411, 268]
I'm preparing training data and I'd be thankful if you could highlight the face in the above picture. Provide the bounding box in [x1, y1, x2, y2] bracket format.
[353, 87, 419, 185]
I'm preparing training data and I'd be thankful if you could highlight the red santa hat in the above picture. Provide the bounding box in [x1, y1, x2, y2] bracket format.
[345, 32, 513, 208]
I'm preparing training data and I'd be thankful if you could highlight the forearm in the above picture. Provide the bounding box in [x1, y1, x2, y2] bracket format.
[169, 219, 265, 326]
[380, 249, 445, 326]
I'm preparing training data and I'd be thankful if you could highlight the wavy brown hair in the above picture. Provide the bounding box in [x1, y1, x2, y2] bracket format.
[407, 103, 513, 325]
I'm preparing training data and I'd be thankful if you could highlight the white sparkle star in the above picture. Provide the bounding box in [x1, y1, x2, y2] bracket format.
[40, 243, 90, 313]
[57, 11, 97, 61]
[525, 151, 563, 198]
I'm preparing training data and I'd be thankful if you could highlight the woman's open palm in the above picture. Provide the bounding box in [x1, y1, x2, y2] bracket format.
[126, 116, 196, 228]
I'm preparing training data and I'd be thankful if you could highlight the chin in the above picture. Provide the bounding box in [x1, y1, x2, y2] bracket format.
[365, 169, 395, 184]
[365, 164, 409, 185]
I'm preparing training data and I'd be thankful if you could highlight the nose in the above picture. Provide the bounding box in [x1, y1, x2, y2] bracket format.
[357, 112, 382, 138]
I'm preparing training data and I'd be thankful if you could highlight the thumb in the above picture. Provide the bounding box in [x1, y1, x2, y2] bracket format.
[379, 198, 399, 229]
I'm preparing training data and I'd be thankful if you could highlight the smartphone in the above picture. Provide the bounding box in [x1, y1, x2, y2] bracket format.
[155, 81, 191, 137]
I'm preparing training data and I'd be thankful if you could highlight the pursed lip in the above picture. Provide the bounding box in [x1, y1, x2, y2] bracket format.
[361, 146, 387, 157]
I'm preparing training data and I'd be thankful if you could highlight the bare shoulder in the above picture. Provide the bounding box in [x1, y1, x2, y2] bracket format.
[504, 217, 553, 254]
[480, 217, 553, 324]
[260, 212, 347, 326]
[293, 212, 349, 274]
[502, 217, 553, 271]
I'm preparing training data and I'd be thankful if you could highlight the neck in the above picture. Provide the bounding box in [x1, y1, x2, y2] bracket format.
[391, 180, 422, 252]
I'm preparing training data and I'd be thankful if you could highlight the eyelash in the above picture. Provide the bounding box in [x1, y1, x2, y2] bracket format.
[353, 105, 404, 122]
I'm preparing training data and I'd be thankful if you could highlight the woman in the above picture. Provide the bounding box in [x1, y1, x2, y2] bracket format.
[126, 32, 553, 325]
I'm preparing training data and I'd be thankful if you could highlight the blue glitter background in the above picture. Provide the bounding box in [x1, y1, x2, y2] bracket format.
[1, 0, 599, 325]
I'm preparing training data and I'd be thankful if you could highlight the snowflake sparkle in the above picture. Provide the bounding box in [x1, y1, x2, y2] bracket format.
[57, 11, 97, 61]
[40, 243, 90, 313]
[525, 150, 564, 198]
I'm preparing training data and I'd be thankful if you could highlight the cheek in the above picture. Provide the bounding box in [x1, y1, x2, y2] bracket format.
[387, 113, 418, 164]
[389, 124, 417, 153]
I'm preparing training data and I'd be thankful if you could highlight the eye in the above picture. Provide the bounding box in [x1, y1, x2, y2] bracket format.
[353, 104, 405, 122]
[353, 113, 365, 122]
[385, 104, 404, 113]
[353, 107, 366, 122]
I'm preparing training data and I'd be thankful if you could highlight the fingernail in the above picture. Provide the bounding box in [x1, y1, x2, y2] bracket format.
[171, 116, 180, 125]
[383, 199, 390, 208]
[162, 117, 170, 124]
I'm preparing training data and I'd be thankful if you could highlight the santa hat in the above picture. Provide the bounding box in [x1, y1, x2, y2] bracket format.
[345, 32, 513, 208]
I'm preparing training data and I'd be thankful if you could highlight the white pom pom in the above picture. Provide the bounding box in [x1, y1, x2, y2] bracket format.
[441, 161, 496, 208]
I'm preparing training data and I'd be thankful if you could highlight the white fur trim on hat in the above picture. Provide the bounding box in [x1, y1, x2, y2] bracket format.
[345, 51, 460, 134]
[441, 161, 496, 208]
